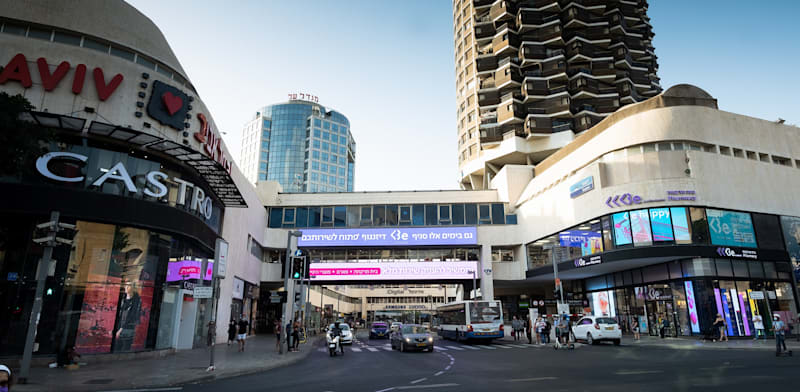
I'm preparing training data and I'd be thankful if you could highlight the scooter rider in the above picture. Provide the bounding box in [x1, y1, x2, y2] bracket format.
[332, 321, 344, 354]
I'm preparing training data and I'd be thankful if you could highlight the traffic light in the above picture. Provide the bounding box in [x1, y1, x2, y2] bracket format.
[291, 257, 304, 279]
[294, 291, 301, 303]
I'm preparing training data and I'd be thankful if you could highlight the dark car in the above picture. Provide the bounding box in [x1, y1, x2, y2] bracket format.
[391, 324, 434, 352]
[369, 322, 389, 339]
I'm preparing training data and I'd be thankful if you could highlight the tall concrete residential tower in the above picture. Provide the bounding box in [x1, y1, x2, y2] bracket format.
[454, 0, 660, 189]
[240, 98, 356, 192]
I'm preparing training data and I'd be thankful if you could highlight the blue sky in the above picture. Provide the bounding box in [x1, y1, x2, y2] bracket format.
[128, 0, 800, 191]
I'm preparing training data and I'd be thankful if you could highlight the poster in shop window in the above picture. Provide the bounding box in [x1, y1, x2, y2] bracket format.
[612, 212, 632, 246]
[650, 208, 674, 241]
[670, 208, 692, 243]
[706, 209, 757, 248]
[629, 209, 653, 245]
[779, 216, 800, 282]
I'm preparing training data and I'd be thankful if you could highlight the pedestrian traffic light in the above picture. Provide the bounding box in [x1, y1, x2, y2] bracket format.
[294, 291, 301, 303]
[291, 257, 304, 279]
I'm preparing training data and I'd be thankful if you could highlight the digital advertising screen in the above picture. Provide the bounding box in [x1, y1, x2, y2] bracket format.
[706, 209, 757, 248]
[629, 209, 653, 246]
[684, 281, 700, 333]
[591, 290, 616, 317]
[670, 207, 692, 243]
[559, 230, 603, 256]
[308, 261, 479, 281]
[166, 260, 202, 282]
[650, 208, 674, 241]
[780, 216, 800, 282]
[298, 227, 477, 247]
[612, 211, 632, 246]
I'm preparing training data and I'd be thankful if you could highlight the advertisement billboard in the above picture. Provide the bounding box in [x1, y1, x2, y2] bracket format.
[166, 260, 202, 282]
[298, 227, 477, 247]
[308, 261, 479, 281]
[779, 216, 800, 282]
[630, 209, 653, 246]
[684, 281, 700, 334]
[559, 230, 603, 255]
[650, 208, 674, 241]
[707, 209, 757, 248]
[670, 207, 692, 243]
[612, 211, 632, 246]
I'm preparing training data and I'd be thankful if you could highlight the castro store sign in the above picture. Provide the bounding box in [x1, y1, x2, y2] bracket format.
[35, 151, 214, 220]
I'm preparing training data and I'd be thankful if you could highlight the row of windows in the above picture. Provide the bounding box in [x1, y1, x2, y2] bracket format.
[312, 118, 349, 133]
[309, 162, 347, 176]
[309, 150, 346, 165]
[312, 129, 349, 144]
[267, 203, 516, 228]
[0, 20, 196, 92]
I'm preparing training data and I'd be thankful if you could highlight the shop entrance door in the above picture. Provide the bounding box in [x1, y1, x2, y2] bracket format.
[646, 300, 678, 337]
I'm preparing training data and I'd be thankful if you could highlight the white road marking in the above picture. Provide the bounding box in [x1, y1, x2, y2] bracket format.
[494, 344, 513, 349]
[395, 384, 459, 390]
[459, 345, 481, 350]
[445, 365, 451, 370]
[367, 347, 379, 352]
[444, 346, 464, 350]
[615, 370, 664, 375]
[351, 347, 362, 352]
[375, 388, 396, 392]
[100, 389, 183, 392]
[382, 346, 394, 351]
[506, 344, 529, 348]
[410, 378, 427, 384]
[434, 371, 444, 376]
[475, 345, 496, 350]
[507, 377, 558, 382]
[434, 346, 448, 351]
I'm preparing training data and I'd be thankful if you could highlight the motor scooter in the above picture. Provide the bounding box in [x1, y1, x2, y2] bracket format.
[327, 331, 344, 357]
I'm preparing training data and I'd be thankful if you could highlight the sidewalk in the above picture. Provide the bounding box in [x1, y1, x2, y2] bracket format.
[499, 332, 800, 351]
[13, 334, 320, 392]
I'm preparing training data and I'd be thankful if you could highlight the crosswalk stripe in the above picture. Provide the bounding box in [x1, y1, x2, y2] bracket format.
[351, 347, 362, 352]
[475, 345, 496, 350]
[445, 346, 465, 351]
[507, 344, 530, 348]
[434, 346, 448, 351]
[366, 347, 379, 352]
[460, 345, 481, 350]
[494, 344, 513, 349]
[382, 346, 393, 351]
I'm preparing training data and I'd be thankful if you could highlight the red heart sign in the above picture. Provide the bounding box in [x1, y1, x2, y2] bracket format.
[161, 91, 183, 115]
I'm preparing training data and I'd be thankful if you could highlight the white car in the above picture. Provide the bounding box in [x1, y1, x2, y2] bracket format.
[390, 322, 403, 333]
[328, 323, 353, 345]
[572, 316, 621, 345]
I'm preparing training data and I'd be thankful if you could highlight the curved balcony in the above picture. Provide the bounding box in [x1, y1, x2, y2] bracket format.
[475, 24, 495, 40]
[525, 80, 567, 97]
[476, 56, 498, 73]
[520, 45, 564, 65]
[478, 90, 501, 106]
[498, 101, 525, 123]
[563, 7, 607, 28]
[490, 0, 515, 22]
[518, 11, 560, 33]
[565, 42, 612, 62]
[492, 31, 520, 56]
[494, 67, 523, 88]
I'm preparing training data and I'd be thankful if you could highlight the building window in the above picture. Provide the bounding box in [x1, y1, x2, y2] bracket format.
[491, 247, 514, 262]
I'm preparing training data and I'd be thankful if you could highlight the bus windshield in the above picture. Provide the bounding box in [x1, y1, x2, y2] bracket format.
[469, 302, 502, 324]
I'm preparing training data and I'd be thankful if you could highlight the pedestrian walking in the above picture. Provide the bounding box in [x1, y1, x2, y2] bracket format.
[752, 314, 765, 341]
[227, 319, 237, 346]
[525, 315, 533, 344]
[713, 314, 728, 342]
[237, 317, 249, 352]
[773, 314, 788, 355]
[632, 318, 640, 340]
[292, 320, 301, 352]
[274, 320, 282, 353]
[511, 315, 521, 341]
[658, 314, 665, 339]
[535, 316, 546, 345]
[543, 317, 552, 344]
[286, 322, 293, 353]
[0, 364, 13, 391]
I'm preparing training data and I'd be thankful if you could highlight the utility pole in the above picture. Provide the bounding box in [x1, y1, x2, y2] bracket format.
[207, 239, 228, 372]
[280, 231, 302, 354]
[20, 211, 75, 383]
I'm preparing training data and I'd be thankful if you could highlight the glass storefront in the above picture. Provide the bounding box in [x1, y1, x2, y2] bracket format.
[0, 214, 213, 356]
[585, 259, 798, 337]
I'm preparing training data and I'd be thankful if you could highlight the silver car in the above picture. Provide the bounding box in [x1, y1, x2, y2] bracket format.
[391, 324, 434, 353]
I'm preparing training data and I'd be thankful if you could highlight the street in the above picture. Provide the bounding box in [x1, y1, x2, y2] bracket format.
[181, 332, 799, 392]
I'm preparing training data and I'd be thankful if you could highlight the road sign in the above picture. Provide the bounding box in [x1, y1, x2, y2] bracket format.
[749, 291, 764, 300]
[193, 286, 213, 299]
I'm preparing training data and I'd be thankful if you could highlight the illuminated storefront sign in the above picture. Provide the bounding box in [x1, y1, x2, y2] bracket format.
[194, 113, 232, 174]
[35, 151, 214, 220]
[298, 227, 477, 247]
[569, 176, 594, 198]
[0, 53, 123, 100]
[166, 260, 202, 282]
[574, 255, 602, 268]
[308, 261, 479, 281]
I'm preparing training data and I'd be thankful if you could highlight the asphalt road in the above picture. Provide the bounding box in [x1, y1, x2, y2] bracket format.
[183, 332, 798, 392]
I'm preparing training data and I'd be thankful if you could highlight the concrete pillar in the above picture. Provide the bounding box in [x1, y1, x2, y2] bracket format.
[480, 245, 495, 300]
[361, 296, 367, 321]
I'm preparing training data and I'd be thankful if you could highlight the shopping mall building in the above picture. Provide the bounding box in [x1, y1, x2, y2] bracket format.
[0, 0, 271, 358]
[256, 85, 800, 339]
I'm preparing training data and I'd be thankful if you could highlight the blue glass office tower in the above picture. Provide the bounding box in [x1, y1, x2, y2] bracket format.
[240, 100, 355, 192]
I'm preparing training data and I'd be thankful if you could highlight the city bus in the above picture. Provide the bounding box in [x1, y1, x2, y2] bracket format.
[436, 300, 503, 342]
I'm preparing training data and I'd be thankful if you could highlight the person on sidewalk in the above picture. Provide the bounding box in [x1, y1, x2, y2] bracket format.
[292, 321, 301, 352]
[660, 315, 670, 338]
[535, 316, 546, 345]
[525, 315, 533, 344]
[237, 317, 249, 352]
[543, 317, 552, 344]
[632, 318, 640, 340]
[713, 314, 728, 342]
[773, 314, 787, 355]
[227, 319, 237, 346]
[753, 314, 765, 341]
[511, 316, 521, 341]
[0, 364, 13, 391]
[274, 320, 282, 353]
